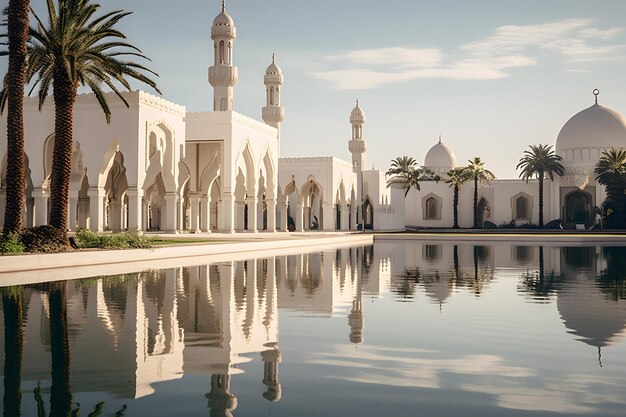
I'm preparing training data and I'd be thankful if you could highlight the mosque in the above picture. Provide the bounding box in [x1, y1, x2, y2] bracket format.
[0, 3, 624, 232]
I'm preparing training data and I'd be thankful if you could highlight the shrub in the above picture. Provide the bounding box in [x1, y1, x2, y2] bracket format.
[21, 225, 70, 253]
[0, 232, 25, 255]
[75, 229, 154, 249]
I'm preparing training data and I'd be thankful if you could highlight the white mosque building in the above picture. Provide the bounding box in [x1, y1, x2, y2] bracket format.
[0, 3, 623, 232]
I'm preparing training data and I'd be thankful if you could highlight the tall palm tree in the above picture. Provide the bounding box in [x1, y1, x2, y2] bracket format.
[386, 156, 438, 197]
[595, 148, 626, 229]
[26, 0, 160, 233]
[516, 144, 564, 227]
[445, 167, 469, 228]
[466, 157, 495, 228]
[0, 0, 30, 235]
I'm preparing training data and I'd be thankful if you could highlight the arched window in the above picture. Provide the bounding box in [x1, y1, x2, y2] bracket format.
[219, 41, 225, 64]
[227, 43, 232, 64]
[426, 197, 438, 220]
[515, 196, 528, 220]
[270, 86, 275, 105]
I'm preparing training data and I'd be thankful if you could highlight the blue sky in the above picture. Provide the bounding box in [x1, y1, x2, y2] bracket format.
[6, 0, 626, 177]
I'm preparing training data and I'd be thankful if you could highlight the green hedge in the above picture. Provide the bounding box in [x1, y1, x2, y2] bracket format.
[75, 229, 154, 249]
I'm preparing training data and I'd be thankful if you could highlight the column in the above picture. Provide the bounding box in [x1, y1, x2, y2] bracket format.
[217, 200, 225, 231]
[88, 188, 105, 232]
[340, 204, 349, 231]
[68, 191, 78, 231]
[295, 202, 304, 232]
[279, 201, 288, 232]
[221, 194, 235, 233]
[189, 194, 201, 233]
[350, 204, 357, 231]
[109, 199, 122, 232]
[322, 203, 334, 231]
[266, 199, 277, 232]
[247, 196, 258, 232]
[201, 195, 211, 232]
[164, 192, 178, 233]
[176, 196, 184, 231]
[127, 188, 144, 232]
[32, 188, 49, 226]
[235, 201, 245, 232]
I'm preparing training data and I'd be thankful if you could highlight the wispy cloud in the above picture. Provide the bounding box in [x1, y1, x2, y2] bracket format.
[310, 19, 625, 90]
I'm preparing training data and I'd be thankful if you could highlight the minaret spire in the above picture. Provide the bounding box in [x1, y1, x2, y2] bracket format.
[593, 88, 600, 105]
[221, 0, 225, 12]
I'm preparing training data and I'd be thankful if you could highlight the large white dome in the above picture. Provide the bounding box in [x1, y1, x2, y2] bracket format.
[424, 139, 457, 172]
[556, 103, 626, 154]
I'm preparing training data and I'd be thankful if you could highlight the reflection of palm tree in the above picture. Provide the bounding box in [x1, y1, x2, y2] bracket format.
[48, 282, 72, 417]
[599, 247, 626, 301]
[518, 247, 560, 301]
[2, 286, 24, 417]
[391, 268, 421, 299]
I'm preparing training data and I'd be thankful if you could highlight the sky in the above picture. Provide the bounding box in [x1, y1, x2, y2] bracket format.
[4, 0, 626, 178]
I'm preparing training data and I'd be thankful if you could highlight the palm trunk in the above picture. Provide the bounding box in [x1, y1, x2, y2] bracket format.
[473, 176, 479, 228]
[49, 69, 77, 233]
[538, 171, 544, 227]
[2, 288, 23, 417]
[2, 0, 30, 235]
[49, 283, 72, 416]
[453, 185, 459, 228]
[453, 245, 459, 281]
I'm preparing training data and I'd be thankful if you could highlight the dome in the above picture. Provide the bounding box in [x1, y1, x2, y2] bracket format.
[350, 101, 365, 123]
[424, 138, 457, 171]
[556, 103, 626, 154]
[213, 10, 234, 27]
[266, 58, 282, 75]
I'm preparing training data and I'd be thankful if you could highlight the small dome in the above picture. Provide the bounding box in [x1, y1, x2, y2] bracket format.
[213, 10, 234, 26]
[556, 102, 626, 155]
[424, 138, 457, 171]
[350, 101, 365, 123]
[266, 60, 282, 75]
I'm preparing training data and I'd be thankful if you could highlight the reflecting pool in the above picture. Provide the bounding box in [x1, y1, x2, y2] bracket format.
[2, 242, 626, 416]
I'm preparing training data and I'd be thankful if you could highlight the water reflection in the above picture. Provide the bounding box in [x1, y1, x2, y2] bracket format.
[1, 242, 626, 416]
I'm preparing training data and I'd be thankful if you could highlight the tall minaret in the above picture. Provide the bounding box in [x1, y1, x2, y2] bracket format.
[348, 101, 367, 223]
[209, 1, 238, 111]
[348, 100, 367, 173]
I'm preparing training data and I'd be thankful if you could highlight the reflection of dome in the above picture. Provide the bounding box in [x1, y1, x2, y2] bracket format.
[424, 138, 456, 173]
[422, 273, 453, 305]
[557, 277, 626, 349]
[556, 103, 626, 156]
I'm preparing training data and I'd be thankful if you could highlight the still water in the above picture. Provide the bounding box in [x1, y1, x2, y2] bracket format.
[2, 241, 626, 416]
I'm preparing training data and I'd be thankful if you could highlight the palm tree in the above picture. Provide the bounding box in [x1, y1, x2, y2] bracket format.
[26, 0, 160, 233]
[516, 144, 564, 227]
[445, 167, 469, 228]
[0, 0, 30, 235]
[466, 157, 495, 228]
[595, 148, 626, 229]
[386, 156, 439, 197]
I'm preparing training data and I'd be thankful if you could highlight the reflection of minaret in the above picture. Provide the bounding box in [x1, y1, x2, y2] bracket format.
[261, 343, 282, 402]
[348, 248, 365, 344]
[207, 374, 238, 417]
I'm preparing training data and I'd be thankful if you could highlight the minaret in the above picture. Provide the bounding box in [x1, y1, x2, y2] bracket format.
[348, 101, 367, 225]
[262, 54, 285, 131]
[348, 100, 367, 173]
[209, 1, 238, 111]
